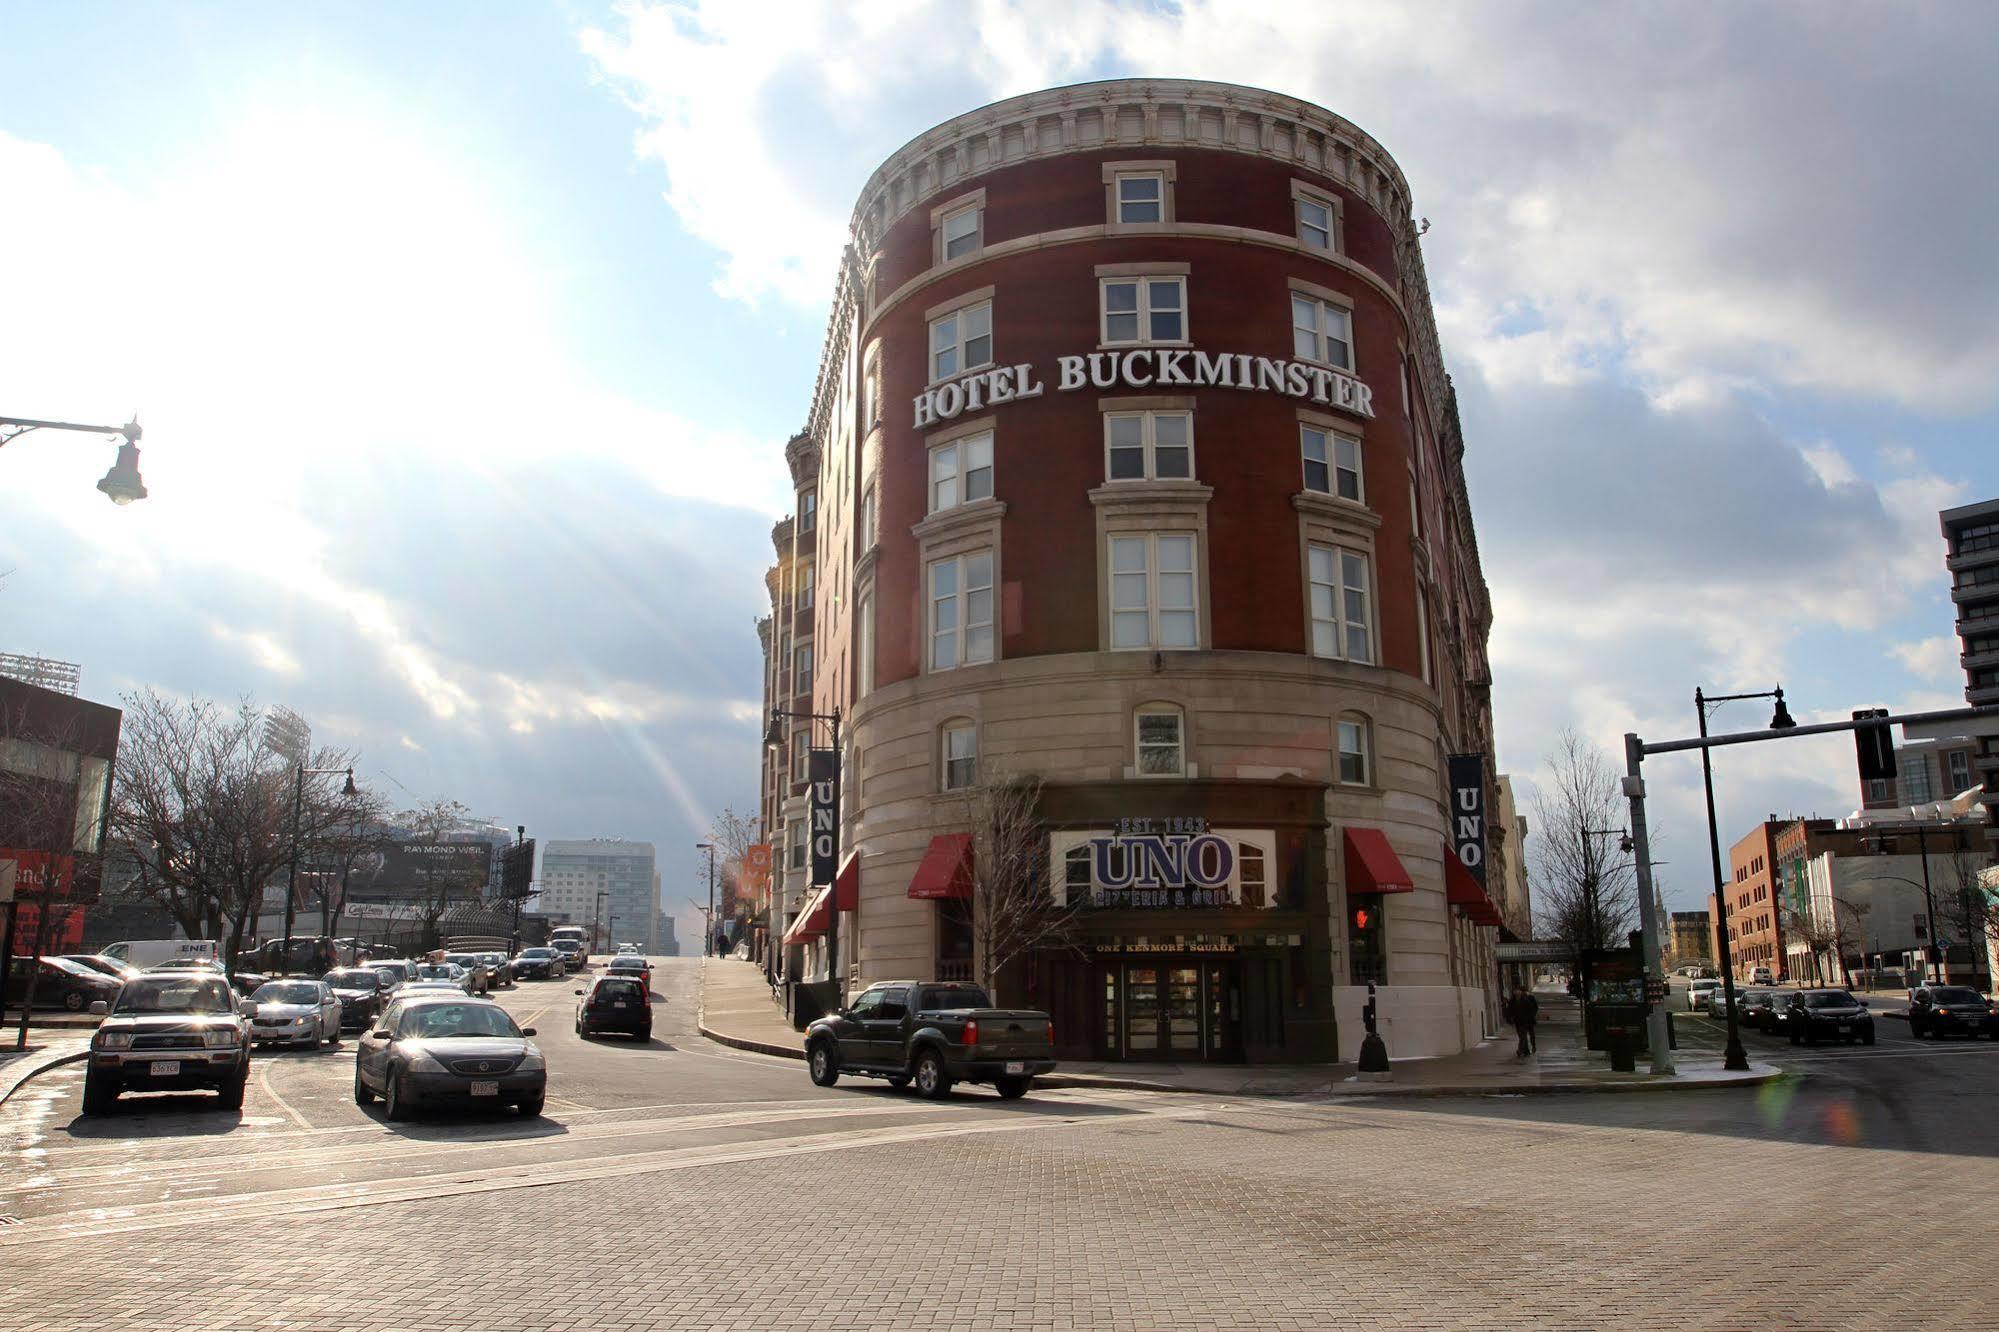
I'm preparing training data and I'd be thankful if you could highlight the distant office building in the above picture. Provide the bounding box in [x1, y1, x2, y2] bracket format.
[1669, 911, 1710, 965]
[539, 839, 658, 951]
[658, 913, 679, 958]
[0, 653, 82, 696]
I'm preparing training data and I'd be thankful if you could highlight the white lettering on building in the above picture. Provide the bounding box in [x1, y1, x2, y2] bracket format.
[914, 349, 1376, 428]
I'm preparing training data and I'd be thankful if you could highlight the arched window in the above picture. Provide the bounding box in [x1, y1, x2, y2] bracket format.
[1135, 704, 1185, 777]
[1337, 714, 1372, 786]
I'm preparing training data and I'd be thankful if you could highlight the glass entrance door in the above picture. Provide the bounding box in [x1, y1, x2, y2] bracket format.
[1113, 961, 1241, 1061]
[1123, 967, 1161, 1055]
[1164, 967, 1202, 1054]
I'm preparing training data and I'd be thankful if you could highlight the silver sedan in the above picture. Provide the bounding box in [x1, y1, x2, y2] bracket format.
[246, 979, 343, 1047]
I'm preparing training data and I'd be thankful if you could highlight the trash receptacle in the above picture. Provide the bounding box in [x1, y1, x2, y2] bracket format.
[1606, 1026, 1637, 1072]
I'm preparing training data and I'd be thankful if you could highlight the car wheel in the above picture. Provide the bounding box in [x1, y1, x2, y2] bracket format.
[81, 1071, 118, 1116]
[637, 1026, 652, 1042]
[913, 1049, 952, 1100]
[354, 1069, 375, 1106]
[994, 1076, 1030, 1100]
[1789, 1025, 1802, 1045]
[1862, 1028, 1876, 1046]
[517, 1093, 545, 1118]
[384, 1069, 411, 1122]
[808, 1041, 839, 1087]
[63, 989, 87, 1012]
[216, 1072, 246, 1111]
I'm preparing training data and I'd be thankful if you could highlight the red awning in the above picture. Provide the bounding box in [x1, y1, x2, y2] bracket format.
[833, 850, 860, 911]
[1344, 828, 1414, 894]
[1445, 847, 1502, 927]
[782, 887, 832, 945]
[907, 833, 974, 900]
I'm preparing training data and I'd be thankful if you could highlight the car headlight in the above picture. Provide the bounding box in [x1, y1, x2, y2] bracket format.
[202, 1028, 241, 1047]
[405, 1051, 447, 1074]
[96, 1031, 133, 1050]
[516, 1051, 546, 1073]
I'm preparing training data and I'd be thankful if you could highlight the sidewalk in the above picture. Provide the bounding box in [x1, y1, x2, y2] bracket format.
[0, 1034, 91, 1107]
[697, 962, 1781, 1098]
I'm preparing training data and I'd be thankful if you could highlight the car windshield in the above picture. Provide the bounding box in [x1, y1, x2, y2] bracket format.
[1930, 987, 1985, 1004]
[114, 976, 234, 1014]
[1807, 992, 1858, 1008]
[326, 970, 379, 988]
[1691, 980, 1717, 989]
[398, 1004, 521, 1040]
[252, 982, 323, 1004]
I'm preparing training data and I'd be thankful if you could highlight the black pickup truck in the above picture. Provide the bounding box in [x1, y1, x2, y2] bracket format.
[805, 980, 1056, 1099]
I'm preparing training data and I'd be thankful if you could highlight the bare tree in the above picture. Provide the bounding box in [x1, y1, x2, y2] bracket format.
[953, 774, 1079, 1001]
[395, 798, 489, 954]
[1528, 730, 1636, 964]
[1827, 894, 1872, 987]
[704, 806, 762, 930]
[311, 786, 390, 943]
[1784, 906, 1840, 986]
[1934, 846, 1998, 986]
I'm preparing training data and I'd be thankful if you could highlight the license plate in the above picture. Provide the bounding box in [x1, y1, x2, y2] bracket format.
[1004, 1061, 1025, 1075]
[612, 1001, 627, 1008]
[470, 1081, 499, 1097]
[1838, 1024, 1851, 1032]
[148, 1060, 180, 1077]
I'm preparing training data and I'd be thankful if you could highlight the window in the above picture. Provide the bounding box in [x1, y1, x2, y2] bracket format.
[863, 358, 881, 428]
[1109, 534, 1198, 650]
[1948, 749, 1972, 791]
[942, 723, 977, 791]
[1100, 277, 1185, 344]
[1297, 193, 1334, 249]
[929, 552, 995, 670]
[790, 729, 808, 784]
[793, 641, 812, 690]
[1300, 425, 1362, 500]
[1415, 590, 1432, 685]
[1105, 412, 1192, 481]
[1308, 545, 1372, 663]
[1135, 708, 1184, 777]
[929, 302, 992, 380]
[796, 562, 814, 610]
[1337, 717, 1371, 785]
[1291, 294, 1353, 369]
[941, 205, 981, 261]
[1114, 172, 1164, 223]
[856, 595, 874, 697]
[929, 431, 994, 511]
[798, 489, 816, 533]
[860, 482, 878, 550]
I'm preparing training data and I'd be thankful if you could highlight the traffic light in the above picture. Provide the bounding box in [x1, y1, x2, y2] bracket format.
[1852, 708, 1894, 783]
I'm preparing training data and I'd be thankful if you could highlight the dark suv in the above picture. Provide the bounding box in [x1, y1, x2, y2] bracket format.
[1908, 985, 1997, 1039]
[574, 975, 652, 1040]
[1782, 989, 1875, 1045]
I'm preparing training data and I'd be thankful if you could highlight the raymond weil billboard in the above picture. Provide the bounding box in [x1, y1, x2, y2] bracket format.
[344, 840, 491, 904]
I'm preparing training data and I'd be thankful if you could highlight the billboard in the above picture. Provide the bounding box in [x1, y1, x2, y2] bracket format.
[344, 839, 491, 904]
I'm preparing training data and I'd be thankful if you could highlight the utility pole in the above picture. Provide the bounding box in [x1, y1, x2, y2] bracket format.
[697, 843, 717, 955]
[1623, 734, 1674, 1074]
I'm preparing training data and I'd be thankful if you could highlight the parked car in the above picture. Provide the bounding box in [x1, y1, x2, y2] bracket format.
[60, 954, 146, 985]
[442, 954, 492, 995]
[604, 953, 653, 992]
[511, 947, 566, 981]
[353, 994, 545, 1120]
[1782, 989, 1875, 1045]
[245, 979, 343, 1048]
[1907, 985, 1998, 1039]
[323, 967, 390, 1031]
[1686, 978, 1721, 1012]
[805, 980, 1056, 1099]
[413, 962, 474, 994]
[477, 952, 514, 988]
[83, 971, 250, 1113]
[1705, 984, 1738, 1018]
[4, 955, 124, 1012]
[575, 975, 653, 1040]
[1739, 990, 1786, 1033]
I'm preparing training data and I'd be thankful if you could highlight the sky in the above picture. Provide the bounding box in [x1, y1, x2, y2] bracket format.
[3, 2, 1995, 945]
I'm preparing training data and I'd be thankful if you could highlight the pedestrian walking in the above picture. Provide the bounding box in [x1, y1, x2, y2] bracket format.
[1508, 984, 1539, 1057]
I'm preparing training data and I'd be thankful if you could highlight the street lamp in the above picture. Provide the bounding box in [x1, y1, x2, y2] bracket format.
[1695, 684, 1796, 1072]
[696, 842, 717, 956]
[282, 766, 358, 976]
[1, 415, 149, 505]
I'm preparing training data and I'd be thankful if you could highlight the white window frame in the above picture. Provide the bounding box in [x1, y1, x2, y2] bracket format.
[1415, 589, 1432, 686]
[1104, 411, 1194, 483]
[1291, 294, 1354, 370]
[856, 594, 874, 697]
[1109, 533, 1199, 651]
[1300, 425, 1362, 501]
[929, 551, 995, 671]
[1297, 194, 1334, 249]
[942, 722, 978, 791]
[1308, 544, 1373, 663]
[860, 481, 878, 550]
[793, 640, 812, 690]
[929, 430, 994, 513]
[1113, 171, 1166, 224]
[790, 728, 809, 784]
[1135, 708, 1185, 778]
[795, 561, 814, 611]
[798, 488, 816, 533]
[929, 301, 993, 382]
[787, 818, 806, 870]
[1337, 716, 1371, 786]
[1099, 275, 1187, 346]
[863, 353, 881, 428]
[941, 204, 981, 261]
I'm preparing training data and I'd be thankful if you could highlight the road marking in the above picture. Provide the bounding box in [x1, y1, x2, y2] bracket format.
[256, 1062, 310, 1131]
[0, 1105, 1208, 1246]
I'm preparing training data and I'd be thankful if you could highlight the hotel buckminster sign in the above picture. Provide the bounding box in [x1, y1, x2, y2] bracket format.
[914, 348, 1377, 428]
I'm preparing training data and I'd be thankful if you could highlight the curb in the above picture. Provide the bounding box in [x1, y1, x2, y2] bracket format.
[698, 1023, 805, 1061]
[0, 1047, 90, 1108]
[1034, 1066, 1788, 1099]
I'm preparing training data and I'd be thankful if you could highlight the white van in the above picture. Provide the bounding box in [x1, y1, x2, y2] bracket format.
[102, 938, 220, 970]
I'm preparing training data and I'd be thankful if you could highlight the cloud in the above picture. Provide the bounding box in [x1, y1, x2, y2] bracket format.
[1890, 635, 1960, 683]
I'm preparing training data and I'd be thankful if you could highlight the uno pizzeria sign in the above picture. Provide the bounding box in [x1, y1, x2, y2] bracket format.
[912, 348, 1377, 429]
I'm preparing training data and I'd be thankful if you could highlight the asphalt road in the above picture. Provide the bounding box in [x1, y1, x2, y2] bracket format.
[1, 959, 1996, 1329]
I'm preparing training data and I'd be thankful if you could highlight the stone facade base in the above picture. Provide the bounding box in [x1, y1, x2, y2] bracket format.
[1333, 984, 1489, 1061]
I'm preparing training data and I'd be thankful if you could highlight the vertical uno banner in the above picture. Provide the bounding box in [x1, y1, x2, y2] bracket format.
[1446, 754, 1487, 884]
[808, 750, 839, 887]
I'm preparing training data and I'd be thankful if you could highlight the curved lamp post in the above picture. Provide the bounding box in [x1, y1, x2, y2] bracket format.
[1, 415, 149, 505]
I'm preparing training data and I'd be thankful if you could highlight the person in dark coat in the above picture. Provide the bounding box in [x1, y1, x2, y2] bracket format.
[1508, 985, 1539, 1057]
